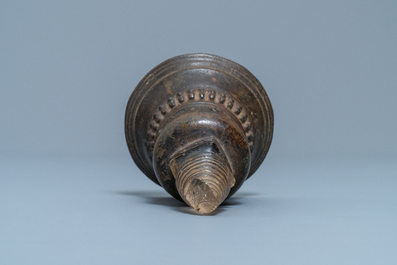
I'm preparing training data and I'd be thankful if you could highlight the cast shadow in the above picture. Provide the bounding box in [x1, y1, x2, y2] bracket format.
[115, 190, 259, 216]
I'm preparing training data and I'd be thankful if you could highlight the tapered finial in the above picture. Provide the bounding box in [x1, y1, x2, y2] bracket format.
[125, 53, 273, 214]
[170, 139, 235, 214]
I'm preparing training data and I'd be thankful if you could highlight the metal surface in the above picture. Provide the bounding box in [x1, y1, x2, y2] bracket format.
[125, 53, 273, 210]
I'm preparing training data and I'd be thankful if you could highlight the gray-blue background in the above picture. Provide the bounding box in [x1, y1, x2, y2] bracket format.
[1, 1, 396, 264]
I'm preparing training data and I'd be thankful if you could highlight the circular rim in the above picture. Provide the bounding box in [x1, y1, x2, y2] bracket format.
[125, 53, 273, 185]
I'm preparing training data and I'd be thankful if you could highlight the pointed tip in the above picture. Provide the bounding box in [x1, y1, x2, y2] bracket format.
[184, 178, 220, 214]
[172, 142, 234, 214]
[196, 201, 218, 214]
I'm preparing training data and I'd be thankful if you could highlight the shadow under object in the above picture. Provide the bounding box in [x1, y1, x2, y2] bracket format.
[125, 53, 273, 214]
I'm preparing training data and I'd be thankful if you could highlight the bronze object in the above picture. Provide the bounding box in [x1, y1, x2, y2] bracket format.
[125, 53, 273, 214]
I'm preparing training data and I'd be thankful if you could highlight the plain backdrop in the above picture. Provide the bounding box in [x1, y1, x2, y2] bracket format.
[1, 1, 396, 264]
[2, 0, 396, 159]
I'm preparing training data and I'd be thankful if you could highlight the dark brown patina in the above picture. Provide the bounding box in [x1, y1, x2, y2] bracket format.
[125, 53, 273, 213]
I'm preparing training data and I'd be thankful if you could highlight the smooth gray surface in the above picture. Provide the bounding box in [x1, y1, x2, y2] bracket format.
[1, 0, 397, 158]
[1, 155, 396, 264]
[1, 1, 397, 264]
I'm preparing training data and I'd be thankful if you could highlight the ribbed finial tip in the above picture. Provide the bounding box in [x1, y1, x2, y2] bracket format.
[170, 139, 235, 214]
[184, 178, 220, 214]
